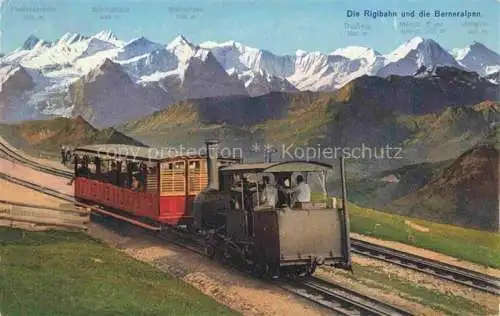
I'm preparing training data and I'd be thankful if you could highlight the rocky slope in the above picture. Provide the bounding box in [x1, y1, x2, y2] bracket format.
[389, 142, 499, 231]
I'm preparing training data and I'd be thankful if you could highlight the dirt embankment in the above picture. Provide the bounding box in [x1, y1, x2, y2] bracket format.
[88, 224, 333, 316]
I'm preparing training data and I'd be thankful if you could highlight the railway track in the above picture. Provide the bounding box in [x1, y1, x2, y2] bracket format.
[351, 239, 500, 295]
[1, 140, 499, 297]
[0, 169, 416, 315]
[0, 140, 73, 179]
[279, 276, 414, 316]
[0, 172, 75, 202]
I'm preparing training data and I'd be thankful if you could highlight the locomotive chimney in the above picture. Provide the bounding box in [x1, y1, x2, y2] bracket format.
[205, 140, 219, 190]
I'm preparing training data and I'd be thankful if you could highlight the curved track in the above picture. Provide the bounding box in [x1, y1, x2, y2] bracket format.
[0, 172, 75, 202]
[278, 276, 414, 316]
[1, 138, 499, 296]
[0, 140, 73, 179]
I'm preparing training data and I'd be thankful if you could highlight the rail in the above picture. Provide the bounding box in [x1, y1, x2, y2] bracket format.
[0, 137, 73, 179]
[278, 276, 414, 316]
[351, 239, 500, 295]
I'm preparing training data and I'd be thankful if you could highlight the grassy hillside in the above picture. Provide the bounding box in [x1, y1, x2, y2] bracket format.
[348, 203, 500, 268]
[0, 227, 237, 316]
[399, 101, 499, 162]
[344, 159, 452, 207]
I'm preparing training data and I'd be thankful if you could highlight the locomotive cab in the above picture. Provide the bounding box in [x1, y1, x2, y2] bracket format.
[217, 160, 352, 276]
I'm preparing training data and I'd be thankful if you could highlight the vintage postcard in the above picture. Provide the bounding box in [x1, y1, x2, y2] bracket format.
[0, 0, 498, 315]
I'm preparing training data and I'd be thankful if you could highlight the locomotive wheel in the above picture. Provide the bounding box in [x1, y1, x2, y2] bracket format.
[186, 223, 198, 235]
[252, 263, 270, 278]
[305, 263, 317, 276]
[204, 244, 216, 258]
[260, 263, 275, 279]
[283, 266, 304, 278]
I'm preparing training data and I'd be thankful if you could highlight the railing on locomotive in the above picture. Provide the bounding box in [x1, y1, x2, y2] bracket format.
[224, 170, 329, 210]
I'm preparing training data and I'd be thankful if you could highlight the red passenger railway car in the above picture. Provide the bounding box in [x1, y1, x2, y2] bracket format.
[73, 144, 240, 227]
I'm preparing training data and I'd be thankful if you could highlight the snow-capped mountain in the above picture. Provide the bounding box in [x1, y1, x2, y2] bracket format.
[230, 69, 298, 97]
[332, 46, 381, 63]
[21, 35, 52, 50]
[0, 31, 498, 127]
[162, 47, 248, 100]
[91, 30, 123, 46]
[451, 41, 500, 77]
[199, 41, 385, 90]
[69, 58, 172, 127]
[377, 37, 461, 77]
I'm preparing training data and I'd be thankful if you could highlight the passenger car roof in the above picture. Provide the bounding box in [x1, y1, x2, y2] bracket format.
[74, 144, 239, 162]
[74, 144, 154, 161]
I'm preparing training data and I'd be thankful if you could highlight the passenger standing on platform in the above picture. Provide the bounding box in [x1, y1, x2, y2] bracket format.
[66, 148, 72, 165]
[61, 145, 66, 164]
[260, 176, 277, 207]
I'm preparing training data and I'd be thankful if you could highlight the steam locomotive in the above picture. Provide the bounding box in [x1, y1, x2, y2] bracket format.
[73, 140, 351, 277]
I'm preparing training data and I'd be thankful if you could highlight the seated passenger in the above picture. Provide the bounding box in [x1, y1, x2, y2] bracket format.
[107, 163, 119, 185]
[76, 165, 90, 177]
[275, 178, 289, 207]
[281, 175, 311, 205]
[260, 176, 277, 207]
[131, 175, 142, 191]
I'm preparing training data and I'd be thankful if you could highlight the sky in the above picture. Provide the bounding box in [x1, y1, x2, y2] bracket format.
[1, 0, 499, 55]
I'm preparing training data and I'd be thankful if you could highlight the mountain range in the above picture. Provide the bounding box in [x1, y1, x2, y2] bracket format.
[119, 74, 498, 171]
[0, 100, 496, 230]
[1, 31, 499, 127]
[0, 115, 145, 158]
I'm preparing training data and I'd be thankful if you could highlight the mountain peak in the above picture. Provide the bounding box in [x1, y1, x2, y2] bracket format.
[123, 36, 163, 51]
[220, 40, 238, 47]
[332, 46, 381, 61]
[199, 41, 219, 49]
[386, 36, 436, 61]
[379, 36, 459, 77]
[295, 49, 309, 56]
[57, 32, 88, 46]
[125, 36, 153, 46]
[92, 30, 120, 43]
[451, 41, 500, 76]
[468, 41, 498, 55]
[72, 114, 95, 128]
[167, 35, 198, 61]
[471, 41, 486, 48]
[409, 36, 425, 45]
[22, 35, 40, 50]
[167, 34, 193, 49]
